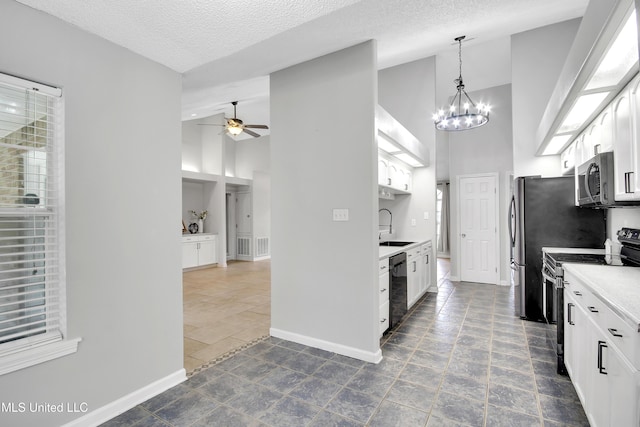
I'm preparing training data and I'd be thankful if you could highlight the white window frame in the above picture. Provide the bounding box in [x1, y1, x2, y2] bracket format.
[0, 72, 80, 376]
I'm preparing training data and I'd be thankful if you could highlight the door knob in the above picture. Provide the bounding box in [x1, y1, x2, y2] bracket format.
[461, 234, 466, 238]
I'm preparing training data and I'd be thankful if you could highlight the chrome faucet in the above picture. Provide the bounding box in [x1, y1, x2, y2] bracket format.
[378, 208, 392, 239]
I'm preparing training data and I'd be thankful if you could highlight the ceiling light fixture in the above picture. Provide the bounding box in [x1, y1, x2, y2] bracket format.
[227, 125, 243, 136]
[433, 35, 490, 131]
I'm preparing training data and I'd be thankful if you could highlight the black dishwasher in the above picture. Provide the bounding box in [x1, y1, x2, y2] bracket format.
[389, 252, 407, 329]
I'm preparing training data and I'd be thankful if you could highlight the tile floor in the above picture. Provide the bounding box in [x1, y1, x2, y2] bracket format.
[183, 261, 271, 373]
[103, 258, 589, 426]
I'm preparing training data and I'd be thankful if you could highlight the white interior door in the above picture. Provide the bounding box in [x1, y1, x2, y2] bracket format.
[236, 192, 252, 234]
[459, 174, 498, 284]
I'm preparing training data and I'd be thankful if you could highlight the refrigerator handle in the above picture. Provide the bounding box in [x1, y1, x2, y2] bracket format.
[508, 196, 516, 246]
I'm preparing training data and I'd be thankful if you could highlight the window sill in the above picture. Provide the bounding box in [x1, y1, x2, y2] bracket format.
[0, 337, 81, 376]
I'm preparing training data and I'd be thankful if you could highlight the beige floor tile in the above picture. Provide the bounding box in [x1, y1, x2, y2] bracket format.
[183, 260, 271, 373]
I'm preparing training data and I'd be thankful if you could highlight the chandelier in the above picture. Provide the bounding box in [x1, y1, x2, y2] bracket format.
[433, 36, 490, 131]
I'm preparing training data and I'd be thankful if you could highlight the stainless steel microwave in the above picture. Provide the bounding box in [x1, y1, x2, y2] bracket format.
[577, 152, 615, 207]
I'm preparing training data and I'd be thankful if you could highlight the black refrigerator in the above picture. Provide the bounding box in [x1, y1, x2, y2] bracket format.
[509, 176, 606, 322]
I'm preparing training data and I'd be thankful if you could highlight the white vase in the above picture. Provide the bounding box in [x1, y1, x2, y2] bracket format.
[198, 219, 204, 233]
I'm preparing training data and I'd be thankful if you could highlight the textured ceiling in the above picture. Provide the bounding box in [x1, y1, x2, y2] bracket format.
[15, 0, 589, 134]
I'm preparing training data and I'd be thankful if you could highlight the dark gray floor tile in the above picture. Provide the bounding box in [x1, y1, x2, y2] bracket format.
[100, 406, 154, 427]
[185, 366, 223, 388]
[446, 357, 489, 382]
[278, 340, 308, 352]
[538, 394, 590, 426]
[409, 348, 450, 370]
[258, 366, 309, 393]
[314, 361, 359, 385]
[398, 362, 444, 386]
[369, 400, 428, 427]
[303, 346, 335, 359]
[381, 342, 413, 362]
[289, 376, 342, 407]
[528, 344, 557, 364]
[330, 353, 367, 368]
[440, 371, 488, 401]
[308, 410, 364, 427]
[155, 390, 217, 426]
[431, 391, 485, 426]
[191, 405, 265, 427]
[226, 383, 283, 418]
[360, 356, 406, 378]
[492, 329, 526, 344]
[531, 359, 560, 378]
[260, 396, 320, 427]
[260, 345, 297, 364]
[385, 332, 421, 348]
[488, 382, 539, 417]
[426, 323, 461, 343]
[200, 373, 252, 403]
[345, 368, 395, 397]
[492, 338, 529, 357]
[524, 323, 548, 338]
[242, 341, 274, 358]
[418, 336, 455, 354]
[456, 333, 491, 349]
[485, 404, 541, 427]
[490, 366, 536, 391]
[141, 384, 192, 412]
[386, 379, 437, 412]
[326, 388, 381, 424]
[451, 345, 491, 364]
[395, 322, 428, 337]
[535, 374, 581, 401]
[527, 334, 549, 348]
[280, 352, 326, 374]
[231, 358, 277, 381]
[490, 350, 532, 374]
[213, 353, 252, 371]
[426, 413, 473, 426]
[460, 322, 493, 336]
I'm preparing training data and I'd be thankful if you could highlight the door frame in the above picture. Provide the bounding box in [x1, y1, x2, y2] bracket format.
[456, 172, 500, 285]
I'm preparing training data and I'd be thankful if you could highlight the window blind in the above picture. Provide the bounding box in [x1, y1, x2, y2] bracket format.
[0, 74, 63, 355]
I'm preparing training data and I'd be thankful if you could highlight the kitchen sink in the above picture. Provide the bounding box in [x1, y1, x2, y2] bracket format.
[379, 241, 415, 247]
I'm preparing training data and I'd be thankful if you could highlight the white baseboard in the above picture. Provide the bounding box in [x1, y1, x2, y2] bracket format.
[62, 369, 186, 427]
[499, 280, 509, 286]
[270, 328, 382, 364]
[253, 255, 271, 261]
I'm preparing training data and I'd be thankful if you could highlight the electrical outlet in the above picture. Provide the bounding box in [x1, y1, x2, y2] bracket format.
[424, 211, 429, 220]
[332, 208, 349, 221]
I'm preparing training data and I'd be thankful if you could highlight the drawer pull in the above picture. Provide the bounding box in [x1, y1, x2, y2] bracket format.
[380, 288, 387, 293]
[380, 318, 387, 323]
[573, 291, 582, 296]
[588, 306, 599, 313]
[597, 340, 608, 375]
[608, 328, 623, 338]
[567, 303, 575, 325]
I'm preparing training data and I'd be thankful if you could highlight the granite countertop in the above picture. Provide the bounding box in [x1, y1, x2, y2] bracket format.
[563, 263, 640, 332]
[379, 240, 430, 259]
[542, 247, 605, 255]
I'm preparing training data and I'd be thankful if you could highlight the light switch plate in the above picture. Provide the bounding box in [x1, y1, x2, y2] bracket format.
[411, 218, 416, 226]
[424, 211, 429, 220]
[333, 208, 349, 221]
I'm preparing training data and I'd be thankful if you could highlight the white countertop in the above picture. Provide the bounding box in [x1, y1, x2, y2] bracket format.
[379, 240, 431, 259]
[542, 247, 605, 255]
[563, 263, 640, 332]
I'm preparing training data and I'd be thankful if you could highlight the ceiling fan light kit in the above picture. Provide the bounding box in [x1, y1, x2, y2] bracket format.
[433, 35, 490, 131]
[198, 101, 269, 138]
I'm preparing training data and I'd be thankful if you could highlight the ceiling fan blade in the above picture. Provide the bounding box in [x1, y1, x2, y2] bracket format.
[197, 123, 225, 127]
[242, 128, 261, 138]
[244, 124, 269, 129]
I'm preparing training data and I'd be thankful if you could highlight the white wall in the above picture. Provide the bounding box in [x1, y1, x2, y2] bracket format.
[511, 19, 581, 177]
[378, 56, 437, 287]
[0, 2, 183, 426]
[448, 84, 514, 284]
[270, 41, 380, 361]
[236, 136, 271, 179]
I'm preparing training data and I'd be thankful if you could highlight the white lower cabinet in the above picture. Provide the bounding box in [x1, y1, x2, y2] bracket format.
[421, 242, 433, 294]
[379, 258, 390, 336]
[564, 271, 640, 427]
[182, 234, 217, 269]
[406, 246, 422, 308]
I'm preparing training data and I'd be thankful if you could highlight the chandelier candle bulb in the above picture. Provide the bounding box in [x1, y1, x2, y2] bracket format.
[433, 35, 490, 131]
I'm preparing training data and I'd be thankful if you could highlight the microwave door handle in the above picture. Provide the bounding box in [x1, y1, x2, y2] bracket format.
[585, 162, 596, 202]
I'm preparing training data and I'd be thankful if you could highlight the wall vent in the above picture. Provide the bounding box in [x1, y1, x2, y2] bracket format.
[237, 237, 251, 256]
[256, 237, 269, 257]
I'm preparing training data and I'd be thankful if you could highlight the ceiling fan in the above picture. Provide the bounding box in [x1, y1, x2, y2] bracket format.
[199, 101, 269, 138]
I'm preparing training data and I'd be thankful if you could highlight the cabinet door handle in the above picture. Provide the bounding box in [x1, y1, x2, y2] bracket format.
[608, 328, 623, 338]
[597, 340, 608, 375]
[567, 303, 575, 325]
[380, 318, 387, 323]
[425, 255, 429, 264]
[387, 178, 392, 186]
[588, 306, 599, 313]
[380, 288, 387, 293]
[380, 266, 386, 270]
[413, 261, 416, 273]
[563, 160, 569, 168]
[573, 291, 582, 296]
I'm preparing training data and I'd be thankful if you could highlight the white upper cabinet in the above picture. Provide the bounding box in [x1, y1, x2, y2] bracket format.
[378, 158, 390, 186]
[597, 106, 613, 154]
[613, 84, 636, 201]
[561, 141, 576, 176]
